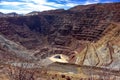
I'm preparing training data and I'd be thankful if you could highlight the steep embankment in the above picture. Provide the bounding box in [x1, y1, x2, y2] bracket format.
[0, 35, 37, 62]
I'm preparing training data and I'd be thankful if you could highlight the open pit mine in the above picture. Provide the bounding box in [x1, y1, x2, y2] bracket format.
[0, 2, 120, 80]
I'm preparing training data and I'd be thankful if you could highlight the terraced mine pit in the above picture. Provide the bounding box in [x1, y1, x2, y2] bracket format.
[0, 2, 120, 80]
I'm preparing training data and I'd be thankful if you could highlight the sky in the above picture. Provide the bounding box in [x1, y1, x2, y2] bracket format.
[0, 0, 119, 14]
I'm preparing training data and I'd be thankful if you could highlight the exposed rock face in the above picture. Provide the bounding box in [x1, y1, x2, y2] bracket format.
[75, 23, 120, 70]
[0, 2, 120, 80]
